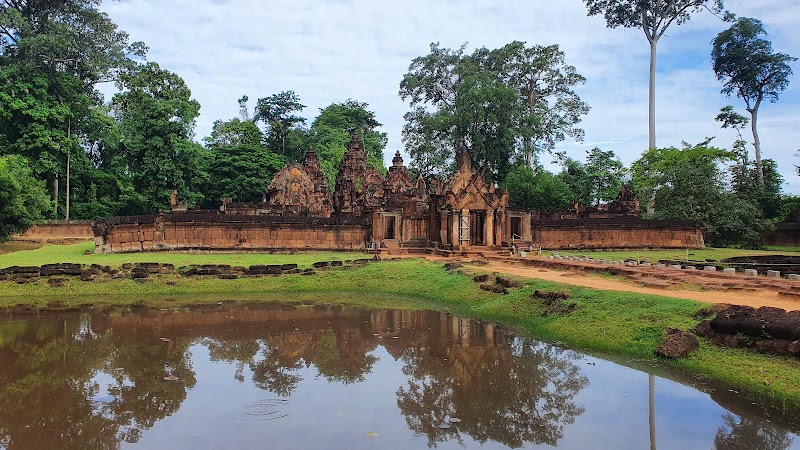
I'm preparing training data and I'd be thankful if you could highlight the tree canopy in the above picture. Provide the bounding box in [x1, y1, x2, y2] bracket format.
[712, 17, 796, 185]
[0, 155, 50, 241]
[399, 41, 588, 181]
[584, 0, 726, 150]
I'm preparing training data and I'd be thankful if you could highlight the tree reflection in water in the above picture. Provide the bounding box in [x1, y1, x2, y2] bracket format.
[713, 413, 794, 450]
[395, 316, 588, 448]
[0, 313, 196, 449]
[0, 305, 796, 450]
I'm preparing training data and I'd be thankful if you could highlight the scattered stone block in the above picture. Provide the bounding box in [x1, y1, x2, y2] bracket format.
[444, 262, 462, 271]
[723, 268, 736, 274]
[218, 274, 238, 280]
[704, 266, 717, 272]
[767, 270, 781, 278]
[670, 265, 682, 270]
[312, 261, 331, 269]
[131, 268, 149, 279]
[496, 276, 522, 288]
[655, 328, 699, 359]
[685, 266, 697, 270]
[788, 274, 800, 281]
[744, 269, 758, 277]
[473, 274, 490, 283]
[640, 262, 652, 267]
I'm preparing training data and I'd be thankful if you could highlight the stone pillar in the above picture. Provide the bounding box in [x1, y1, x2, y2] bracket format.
[523, 212, 532, 241]
[498, 211, 506, 245]
[371, 211, 381, 244]
[440, 214, 448, 246]
[460, 208, 470, 248]
[451, 211, 459, 250]
[486, 210, 494, 247]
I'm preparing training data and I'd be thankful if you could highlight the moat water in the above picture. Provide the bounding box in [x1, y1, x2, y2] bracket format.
[0, 301, 798, 450]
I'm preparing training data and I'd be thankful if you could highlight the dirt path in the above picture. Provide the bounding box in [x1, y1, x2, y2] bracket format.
[476, 260, 800, 311]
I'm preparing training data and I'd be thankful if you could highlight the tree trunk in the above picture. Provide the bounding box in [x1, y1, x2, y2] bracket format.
[750, 102, 764, 186]
[648, 39, 658, 150]
[65, 120, 71, 222]
[53, 173, 59, 217]
[65, 152, 70, 222]
[649, 373, 657, 450]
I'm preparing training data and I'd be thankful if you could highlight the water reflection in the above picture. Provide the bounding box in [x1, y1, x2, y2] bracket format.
[0, 303, 797, 449]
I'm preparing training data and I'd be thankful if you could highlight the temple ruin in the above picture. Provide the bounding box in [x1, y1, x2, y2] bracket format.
[92, 134, 704, 253]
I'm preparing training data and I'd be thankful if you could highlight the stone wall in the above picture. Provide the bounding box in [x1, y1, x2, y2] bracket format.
[14, 222, 94, 242]
[531, 219, 704, 250]
[93, 213, 371, 253]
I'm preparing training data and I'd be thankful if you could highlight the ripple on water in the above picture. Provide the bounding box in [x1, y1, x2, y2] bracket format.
[232, 399, 291, 423]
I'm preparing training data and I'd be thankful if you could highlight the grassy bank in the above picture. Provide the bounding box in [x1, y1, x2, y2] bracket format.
[0, 241, 357, 268]
[549, 247, 800, 264]
[1, 254, 799, 408]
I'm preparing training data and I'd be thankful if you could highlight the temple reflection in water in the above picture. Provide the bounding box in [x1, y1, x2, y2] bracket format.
[0, 303, 796, 450]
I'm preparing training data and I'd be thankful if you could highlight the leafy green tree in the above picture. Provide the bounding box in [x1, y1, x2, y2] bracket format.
[712, 17, 796, 185]
[557, 157, 592, 206]
[730, 159, 783, 220]
[202, 118, 285, 206]
[585, 147, 625, 206]
[399, 41, 588, 180]
[0, 155, 50, 241]
[0, 0, 146, 217]
[254, 90, 307, 159]
[308, 100, 387, 189]
[501, 165, 572, 213]
[715, 105, 750, 164]
[632, 143, 769, 246]
[111, 62, 205, 211]
[584, 0, 725, 149]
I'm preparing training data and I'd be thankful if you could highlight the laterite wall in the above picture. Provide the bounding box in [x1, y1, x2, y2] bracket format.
[93, 214, 371, 253]
[531, 219, 704, 249]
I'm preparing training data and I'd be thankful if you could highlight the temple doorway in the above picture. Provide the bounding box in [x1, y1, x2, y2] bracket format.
[472, 211, 485, 246]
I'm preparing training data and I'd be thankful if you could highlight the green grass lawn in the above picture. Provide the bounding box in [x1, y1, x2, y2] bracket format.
[548, 247, 800, 264]
[0, 241, 362, 268]
[1, 256, 799, 408]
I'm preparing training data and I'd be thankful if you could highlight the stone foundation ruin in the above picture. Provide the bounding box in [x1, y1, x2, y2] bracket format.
[92, 134, 704, 254]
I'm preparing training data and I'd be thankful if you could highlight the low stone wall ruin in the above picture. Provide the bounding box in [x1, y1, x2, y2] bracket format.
[92, 213, 371, 253]
[14, 221, 94, 242]
[531, 219, 704, 250]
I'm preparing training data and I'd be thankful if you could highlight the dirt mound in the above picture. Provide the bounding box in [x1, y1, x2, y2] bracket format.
[655, 328, 699, 359]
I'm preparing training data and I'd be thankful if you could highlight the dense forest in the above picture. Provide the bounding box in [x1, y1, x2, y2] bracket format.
[0, 0, 798, 247]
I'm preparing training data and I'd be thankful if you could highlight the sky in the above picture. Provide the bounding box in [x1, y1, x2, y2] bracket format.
[100, 0, 800, 193]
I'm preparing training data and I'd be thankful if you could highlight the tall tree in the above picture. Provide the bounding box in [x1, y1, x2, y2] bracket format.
[0, 0, 146, 219]
[202, 118, 285, 206]
[0, 155, 50, 240]
[557, 157, 592, 206]
[712, 17, 796, 185]
[501, 165, 572, 213]
[584, 147, 625, 206]
[254, 90, 306, 158]
[111, 62, 205, 211]
[308, 100, 387, 189]
[399, 41, 588, 180]
[584, 0, 725, 149]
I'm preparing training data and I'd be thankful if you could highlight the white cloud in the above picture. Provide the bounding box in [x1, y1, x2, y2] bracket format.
[100, 0, 800, 193]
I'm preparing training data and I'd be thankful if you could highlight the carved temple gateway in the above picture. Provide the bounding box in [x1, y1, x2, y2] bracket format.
[92, 134, 704, 254]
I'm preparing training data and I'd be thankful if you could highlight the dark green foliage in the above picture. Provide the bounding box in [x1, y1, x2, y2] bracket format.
[556, 158, 592, 206]
[110, 62, 204, 211]
[400, 41, 588, 180]
[584, 147, 625, 206]
[308, 100, 387, 189]
[202, 119, 286, 206]
[730, 159, 783, 220]
[502, 166, 572, 213]
[0, 155, 50, 241]
[633, 144, 770, 247]
[254, 90, 307, 159]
